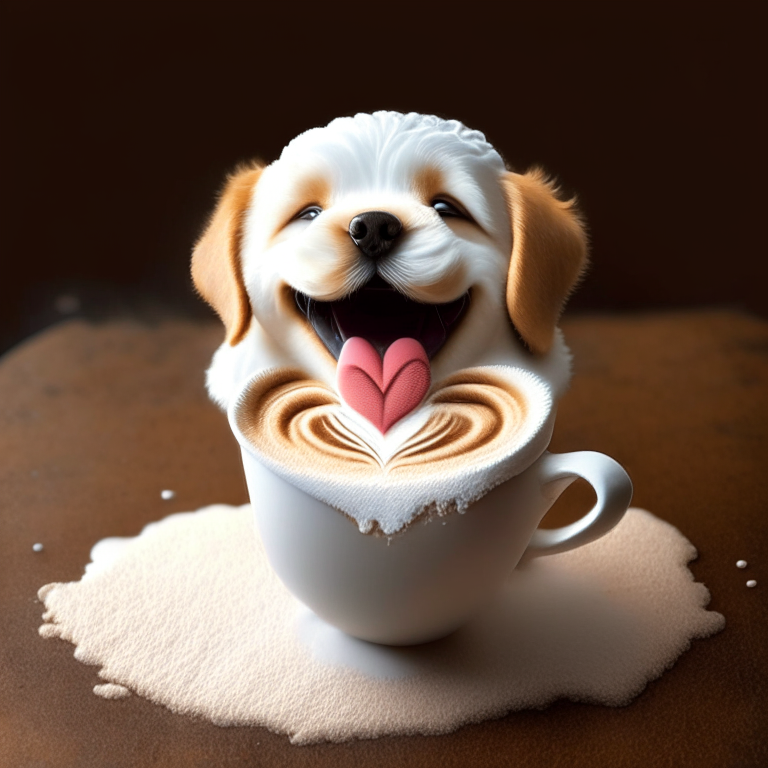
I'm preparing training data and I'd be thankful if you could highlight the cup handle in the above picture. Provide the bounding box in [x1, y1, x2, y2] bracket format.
[525, 451, 633, 558]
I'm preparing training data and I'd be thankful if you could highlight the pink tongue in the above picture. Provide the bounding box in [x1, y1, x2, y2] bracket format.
[337, 337, 431, 434]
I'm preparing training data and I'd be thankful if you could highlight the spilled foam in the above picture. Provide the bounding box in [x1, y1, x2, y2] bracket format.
[38, 504, 725, 744]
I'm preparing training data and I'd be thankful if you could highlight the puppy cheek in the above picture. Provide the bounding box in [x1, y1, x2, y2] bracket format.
[382, 223, 469, 302]
[276, 223, 362, 300]
[275, 283, 338, 361]
[409, 261, 469, 304]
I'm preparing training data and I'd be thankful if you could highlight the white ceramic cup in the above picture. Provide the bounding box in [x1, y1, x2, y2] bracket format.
[230, 399, 633, 645]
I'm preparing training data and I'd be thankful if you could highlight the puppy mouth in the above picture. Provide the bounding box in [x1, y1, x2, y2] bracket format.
[294, 275, 470, 360]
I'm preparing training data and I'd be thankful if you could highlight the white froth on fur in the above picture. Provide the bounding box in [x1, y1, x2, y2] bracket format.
[37, 505, 725, 743]
[283, 112, 505, 173]
[280, 112, 505, 230]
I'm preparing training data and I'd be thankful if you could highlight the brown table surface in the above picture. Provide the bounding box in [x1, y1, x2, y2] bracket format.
[1, 310, 766, 768]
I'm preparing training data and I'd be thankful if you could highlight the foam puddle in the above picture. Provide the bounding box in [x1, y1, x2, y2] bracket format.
[38, 505, 724, 745]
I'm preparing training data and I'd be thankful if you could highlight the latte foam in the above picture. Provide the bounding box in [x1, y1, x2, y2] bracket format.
[231, 365, 554, 534]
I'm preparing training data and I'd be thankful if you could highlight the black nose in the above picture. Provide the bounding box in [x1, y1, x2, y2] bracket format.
[348, 211, 402, 260]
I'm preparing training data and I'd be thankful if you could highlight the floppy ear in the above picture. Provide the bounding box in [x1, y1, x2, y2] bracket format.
[501, 169, 588, 355]
[192, 162, 264, 346]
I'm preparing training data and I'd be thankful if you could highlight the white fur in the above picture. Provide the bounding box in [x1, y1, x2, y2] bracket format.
[206, 112, 572, 429]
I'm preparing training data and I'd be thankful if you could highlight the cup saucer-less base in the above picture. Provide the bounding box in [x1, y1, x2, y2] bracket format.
[244, 449, 632, 645]
[38, 504, 724, 745]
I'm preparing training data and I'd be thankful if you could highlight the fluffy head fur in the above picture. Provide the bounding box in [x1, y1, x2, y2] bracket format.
[193, 112, 588, 414]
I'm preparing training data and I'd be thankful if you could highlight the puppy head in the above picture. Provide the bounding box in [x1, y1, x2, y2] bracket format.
[193, 112, 587, 382]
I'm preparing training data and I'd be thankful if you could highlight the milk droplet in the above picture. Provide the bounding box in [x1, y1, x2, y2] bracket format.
[736, 560, 747, 568]
[746, 580, 757, 588]
[32, 543, 44, 552]
[160, 490, 175, 500]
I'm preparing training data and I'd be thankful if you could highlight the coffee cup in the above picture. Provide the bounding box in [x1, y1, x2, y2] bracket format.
[228, 376, 633, 646]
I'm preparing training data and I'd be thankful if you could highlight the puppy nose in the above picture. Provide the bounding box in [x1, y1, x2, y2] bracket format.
[348, 211, 402, 260]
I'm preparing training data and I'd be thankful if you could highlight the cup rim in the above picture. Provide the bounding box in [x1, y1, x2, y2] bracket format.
[228, 364, 556, 536]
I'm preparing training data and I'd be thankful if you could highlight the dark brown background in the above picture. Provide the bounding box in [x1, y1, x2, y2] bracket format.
[2, 4, 768, 766]
[2, 2, 766, 354]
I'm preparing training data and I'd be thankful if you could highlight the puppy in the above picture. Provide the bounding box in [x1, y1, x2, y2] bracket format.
[193, 111, 587, 431]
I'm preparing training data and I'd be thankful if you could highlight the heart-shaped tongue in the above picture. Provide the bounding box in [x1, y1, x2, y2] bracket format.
[337, 337, 431, 434]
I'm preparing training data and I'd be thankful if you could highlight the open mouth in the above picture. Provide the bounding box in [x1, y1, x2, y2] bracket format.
[294, 275, 470, 360]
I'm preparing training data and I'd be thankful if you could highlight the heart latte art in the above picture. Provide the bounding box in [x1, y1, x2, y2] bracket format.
[233, 365, 554, 535]
[336, 338, 432, 435]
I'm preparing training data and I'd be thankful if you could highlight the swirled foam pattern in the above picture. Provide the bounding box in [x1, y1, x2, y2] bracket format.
[233, 366, 554, 535]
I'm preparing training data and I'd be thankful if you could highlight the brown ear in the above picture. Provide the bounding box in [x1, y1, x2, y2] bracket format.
[501, 169, 588, 355]
[192, 162, 264, 346]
